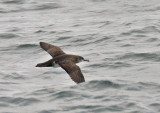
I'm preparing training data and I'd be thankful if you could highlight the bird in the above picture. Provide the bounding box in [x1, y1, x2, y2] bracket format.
[36, 42, 89, 84]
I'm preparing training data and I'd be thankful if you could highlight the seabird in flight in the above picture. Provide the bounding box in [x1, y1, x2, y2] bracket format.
[36, 42, 89, 84]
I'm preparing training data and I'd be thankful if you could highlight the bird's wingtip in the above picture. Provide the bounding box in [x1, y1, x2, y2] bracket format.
[39, 42, 48, 48]
[40, 42, 44, 45]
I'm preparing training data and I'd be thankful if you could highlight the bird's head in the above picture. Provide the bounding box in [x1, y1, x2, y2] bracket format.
[77, 56, 89, 62]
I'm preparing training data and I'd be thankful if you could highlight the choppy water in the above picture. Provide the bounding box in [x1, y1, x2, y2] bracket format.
[0, 0, 160, 113]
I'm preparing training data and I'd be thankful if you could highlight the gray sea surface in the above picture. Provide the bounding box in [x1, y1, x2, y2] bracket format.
[0, 0, 160, 113]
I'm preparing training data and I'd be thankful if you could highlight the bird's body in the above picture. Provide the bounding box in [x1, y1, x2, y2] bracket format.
[36, 42, 89, 84]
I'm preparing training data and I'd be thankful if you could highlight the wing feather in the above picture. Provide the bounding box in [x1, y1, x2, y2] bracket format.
[58, 61, 85, 84]
[40, 42, 65, 57]
[36, 59, 53, 67]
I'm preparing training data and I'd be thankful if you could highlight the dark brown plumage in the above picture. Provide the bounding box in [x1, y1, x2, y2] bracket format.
[40, 42, 65, 57]
[36, 42, 89, 84]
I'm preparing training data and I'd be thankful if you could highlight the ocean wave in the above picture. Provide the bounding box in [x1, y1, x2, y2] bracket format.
[50, 90, 79, 100]
[137, 82, 160, 89]
[88, 61, 132, 69]
[39, 110, 60, 113]
[0, 103, 8, 107]
[0, 81, 17, 85]
[145, 6, 160, 12]
[0, 2, 61, 13]
[145, 38, 159, 42]
[0, 33, 20, 39]
[17, 44, 38, 50]
[56, 36, 72, 41]
[34, 30, 47, 34]
[117, 52, 160, 62]
[84, 80, 121, 90]
[0, 96, 40, 106]
[65, 105, 103, 111]
[33, 3, 61, 11]
[1, 0, 24, 4]
[2, 72, 26, 80]
[121, 44, 134, 47]
[123, 81, 160, 92]
[83, 80, 160, 92]
[149, 102, 160, 113]
[121, 26, 160, 36]
[30, 88, 55, 96]
[93, 36, 112, 44]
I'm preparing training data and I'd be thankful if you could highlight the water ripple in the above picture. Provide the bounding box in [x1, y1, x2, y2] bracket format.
[0, 96, 40, 106]
[30, 88, 55, 96]
[66, 105, 104, 111]
[17, 44, 38, 49]
[39, 110, 60, 113]
[121, 26, 160, 36]
[2, 72, 26, 80]
[1, 0, 24, 4]
[0, 2, 61, 13]
[88, 61, 132, 69]
[50, 90, 79, 100]
[117, 52, 160, 62]
[33, 3, 61, 11]
[0, 33, 20, 39]
[123, 82, 160, 92]
[85, 80, 121, 90]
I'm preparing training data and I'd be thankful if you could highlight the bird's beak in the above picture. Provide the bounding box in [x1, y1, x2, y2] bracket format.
[84, 59, 89, 62]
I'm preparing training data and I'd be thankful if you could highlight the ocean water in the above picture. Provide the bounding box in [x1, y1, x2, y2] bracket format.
[0, 0, 160, 113]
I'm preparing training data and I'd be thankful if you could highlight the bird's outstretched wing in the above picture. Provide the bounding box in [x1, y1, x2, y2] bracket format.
[58, 61, 85, 84]
[40, 42, 65, 57]
[36, 59, 53, 67]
